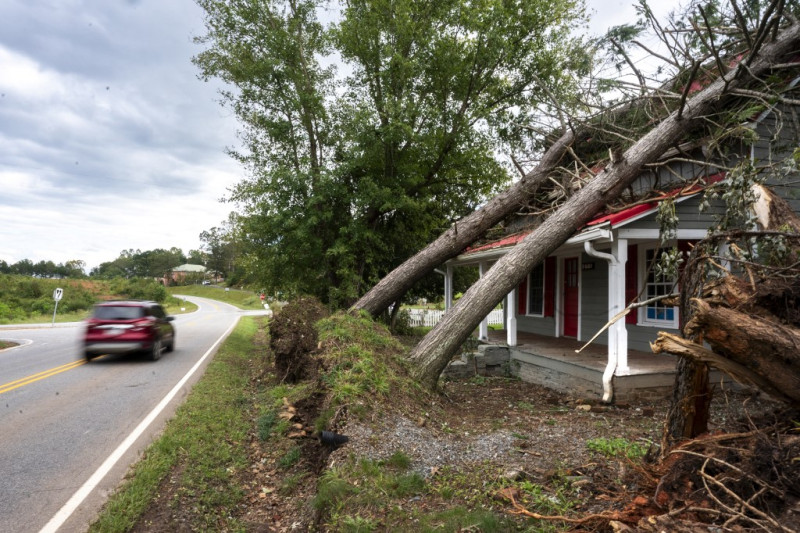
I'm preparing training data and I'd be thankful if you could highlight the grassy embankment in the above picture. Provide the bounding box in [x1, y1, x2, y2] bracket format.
[166, 285, 265, 310]
[0, 274, 209, 324]
[87, 303, 582, 532]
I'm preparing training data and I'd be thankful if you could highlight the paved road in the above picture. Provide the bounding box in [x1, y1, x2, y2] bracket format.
[0, 296, 262, 532]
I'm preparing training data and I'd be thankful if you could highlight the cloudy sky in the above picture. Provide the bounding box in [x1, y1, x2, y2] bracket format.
[0, 0, 682, 272]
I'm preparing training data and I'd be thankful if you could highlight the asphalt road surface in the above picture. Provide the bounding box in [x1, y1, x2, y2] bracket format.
[0, 296, 263, 532]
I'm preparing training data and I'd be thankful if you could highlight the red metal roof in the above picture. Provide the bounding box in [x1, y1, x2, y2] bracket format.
[466, 231, 529, 253]
[585, 202, 655, 227]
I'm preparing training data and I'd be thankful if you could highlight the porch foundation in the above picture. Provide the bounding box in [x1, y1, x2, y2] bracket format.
[441, 330, 742, 402]
[511, 349, 677, 402]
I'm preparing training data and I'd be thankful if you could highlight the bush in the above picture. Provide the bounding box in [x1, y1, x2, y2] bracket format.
[0, 301, 25, 323]
[391, 309, 414, 336]
[111, 278, 168, 302]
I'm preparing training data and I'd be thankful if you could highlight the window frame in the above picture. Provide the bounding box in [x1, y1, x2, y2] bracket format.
[526, 262, 545, 317]
[638, 245, 680, 329]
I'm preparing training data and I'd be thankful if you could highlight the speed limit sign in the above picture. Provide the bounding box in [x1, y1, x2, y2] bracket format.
[53, 288, 63, 301]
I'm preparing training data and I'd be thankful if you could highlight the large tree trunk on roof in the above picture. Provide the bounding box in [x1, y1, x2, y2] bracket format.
[350, 128, 576, 317]
[406, 21, 800, 391]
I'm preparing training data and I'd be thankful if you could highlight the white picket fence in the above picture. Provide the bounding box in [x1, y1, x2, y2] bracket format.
[406, 308, 504, 328]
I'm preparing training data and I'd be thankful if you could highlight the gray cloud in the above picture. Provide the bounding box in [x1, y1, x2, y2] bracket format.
[0, 0, 240, 269]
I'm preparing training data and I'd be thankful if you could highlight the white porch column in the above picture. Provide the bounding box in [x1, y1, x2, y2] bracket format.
[506, 288, 517, 346]
[444, 265, 454, 311]
[610, 239, 629, 374]
[479, 261, 489, 341]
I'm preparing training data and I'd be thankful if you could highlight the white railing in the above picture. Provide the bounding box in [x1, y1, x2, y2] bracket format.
[406, 308, 504, 328]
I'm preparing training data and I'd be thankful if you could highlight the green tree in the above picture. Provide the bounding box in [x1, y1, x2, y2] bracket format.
[199, 213, 241, 281]
[194, 0, 589, 306]
[63, 260, 87, 278]
[91, 248, 186, 279]
[187, 249, 207, 265]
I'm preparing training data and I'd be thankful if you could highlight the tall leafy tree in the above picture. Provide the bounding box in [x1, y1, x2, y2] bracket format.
[194, 0, 589, 305]
[199, 213, 241, 279]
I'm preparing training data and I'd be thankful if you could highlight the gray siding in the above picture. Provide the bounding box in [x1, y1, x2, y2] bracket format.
[622, 195, 722, 232]
[516, 315, 556, 336]
[628, 323, 679, 353]
[514, 249, 679, 354]
[579, 252, 609, 344]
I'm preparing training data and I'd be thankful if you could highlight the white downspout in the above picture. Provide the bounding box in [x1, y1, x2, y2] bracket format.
[506, 288, 517, 346]
[583, 240, 627, 403]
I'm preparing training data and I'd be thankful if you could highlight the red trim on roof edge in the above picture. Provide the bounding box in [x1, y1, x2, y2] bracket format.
[586, 172, 725, 227]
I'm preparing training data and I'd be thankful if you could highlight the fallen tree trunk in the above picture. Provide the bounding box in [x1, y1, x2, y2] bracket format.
[683, 299, 800, 403]
[652, 332, 795, 403]
[406, 20, 800, 390]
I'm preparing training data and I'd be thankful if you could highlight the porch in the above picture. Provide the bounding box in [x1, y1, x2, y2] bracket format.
[483, 330, 680, 402]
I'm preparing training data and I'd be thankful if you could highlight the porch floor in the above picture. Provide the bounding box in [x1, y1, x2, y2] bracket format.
[486, 330, 678, 375]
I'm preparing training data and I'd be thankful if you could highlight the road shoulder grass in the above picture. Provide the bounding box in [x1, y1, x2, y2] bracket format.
[89, 316, 264, 532]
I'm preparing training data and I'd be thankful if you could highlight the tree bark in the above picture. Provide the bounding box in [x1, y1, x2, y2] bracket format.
[652, 332, 795, 403]
[683, 299, 800, 402]
[350, 128, 577, 317]
[406, 21, 800, 390]
[659, 354, 710, 450]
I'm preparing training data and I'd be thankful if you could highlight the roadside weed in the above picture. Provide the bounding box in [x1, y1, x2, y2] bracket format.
[278, 445, 302, 468]
[586, 437, 648, 460]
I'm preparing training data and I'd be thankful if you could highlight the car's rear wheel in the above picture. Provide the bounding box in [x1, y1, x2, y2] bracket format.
[85, 351, 94, 362]
[149, 337, 162, 361]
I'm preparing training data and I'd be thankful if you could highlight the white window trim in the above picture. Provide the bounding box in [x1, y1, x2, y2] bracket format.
[526, 262, 545, 317]
[637, 245, 680, 329]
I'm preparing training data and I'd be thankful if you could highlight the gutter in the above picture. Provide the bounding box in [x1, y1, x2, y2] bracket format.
[583, 240, 619, 403]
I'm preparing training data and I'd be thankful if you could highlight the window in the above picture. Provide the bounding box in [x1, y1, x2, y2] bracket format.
[527, 263, 544, 316]
[641, 247, 678, 327]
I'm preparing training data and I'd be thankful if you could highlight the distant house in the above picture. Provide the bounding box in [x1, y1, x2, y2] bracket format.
[442, 82, 800, 401]
[167, 264, 207, 285]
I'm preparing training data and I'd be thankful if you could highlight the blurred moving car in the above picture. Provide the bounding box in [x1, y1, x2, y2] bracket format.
[83, 300, 175, 361]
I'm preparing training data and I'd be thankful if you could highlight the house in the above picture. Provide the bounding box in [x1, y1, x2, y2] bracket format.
[442, 86, 800, 402]
[166, 264, 207, 285]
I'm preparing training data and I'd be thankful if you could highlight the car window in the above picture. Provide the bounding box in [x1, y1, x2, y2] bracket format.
[93, 306, 145, 320]
[151, 306, 166, 318]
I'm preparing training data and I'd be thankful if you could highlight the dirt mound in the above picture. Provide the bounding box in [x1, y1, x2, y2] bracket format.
[269, 296, 328, 383]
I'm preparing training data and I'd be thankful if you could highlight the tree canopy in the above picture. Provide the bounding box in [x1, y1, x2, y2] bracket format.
[91, 248, 188, 279]
[194, 0, 591, 306]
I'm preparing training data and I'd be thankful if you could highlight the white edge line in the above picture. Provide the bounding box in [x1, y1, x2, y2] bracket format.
[0, 339, 34, 352]
[39, 317, 240, 533]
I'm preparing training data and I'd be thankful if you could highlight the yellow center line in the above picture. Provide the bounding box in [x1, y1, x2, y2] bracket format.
[0, 359, 87, 395]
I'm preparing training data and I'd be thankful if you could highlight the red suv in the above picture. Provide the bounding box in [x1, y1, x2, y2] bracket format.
[84, 300, 175, 361]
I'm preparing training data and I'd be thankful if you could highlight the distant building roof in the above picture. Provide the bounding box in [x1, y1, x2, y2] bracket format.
[172, 264, 207, 273]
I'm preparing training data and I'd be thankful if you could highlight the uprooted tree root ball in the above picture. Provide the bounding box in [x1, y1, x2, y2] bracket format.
[268, 296, 328, 383]
[637, 409, 800, 532]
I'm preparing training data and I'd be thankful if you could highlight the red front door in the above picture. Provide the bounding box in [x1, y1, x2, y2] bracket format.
[563, 257, 579, 337]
